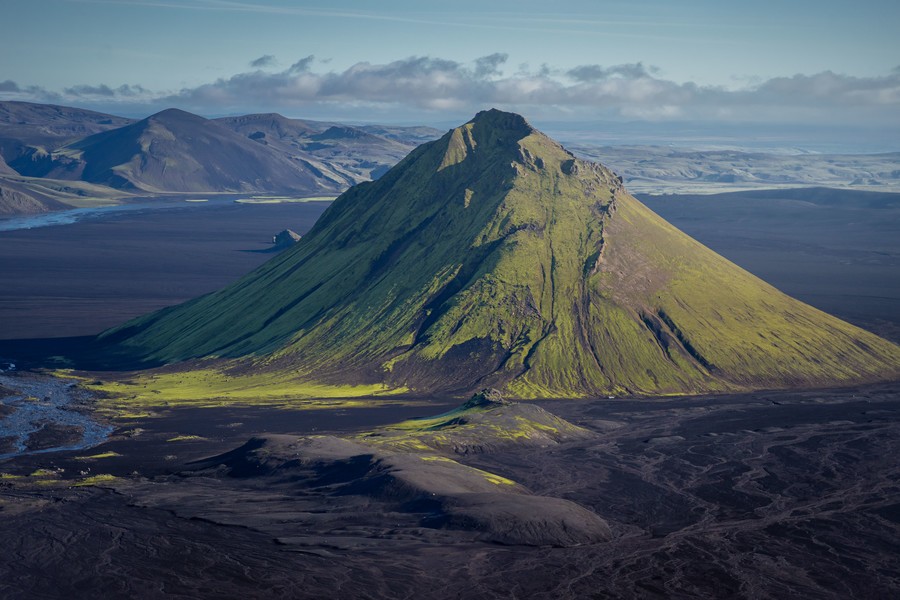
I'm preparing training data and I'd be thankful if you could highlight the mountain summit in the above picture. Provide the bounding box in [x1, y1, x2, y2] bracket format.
[104, 109, 900, 397]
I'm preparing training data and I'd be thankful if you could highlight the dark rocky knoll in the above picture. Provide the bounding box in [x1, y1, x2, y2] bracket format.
[358, 388, 597, 454]
[104, 109, 900, 397]
[110, 391, 610, 548]
[272, 228, 302, 249]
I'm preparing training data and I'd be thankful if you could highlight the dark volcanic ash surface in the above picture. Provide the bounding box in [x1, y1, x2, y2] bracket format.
[1, 384, 899, 599]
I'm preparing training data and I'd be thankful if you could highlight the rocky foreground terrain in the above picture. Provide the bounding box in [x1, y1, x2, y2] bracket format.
[1, 383, 898, 599]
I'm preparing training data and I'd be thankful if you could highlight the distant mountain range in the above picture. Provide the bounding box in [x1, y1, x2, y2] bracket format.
[570, 144, 900, 194]
[0, 101, 441, 215]
[3, 101, 897, 216]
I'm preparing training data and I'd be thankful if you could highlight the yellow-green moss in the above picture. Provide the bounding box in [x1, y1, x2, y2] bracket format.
[75, 452, 121, 460]
[74, 474, 118, 487]
[85, 367, 409, 413]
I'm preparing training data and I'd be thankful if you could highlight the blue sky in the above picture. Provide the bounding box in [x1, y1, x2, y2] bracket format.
[1, 0, 898, 145]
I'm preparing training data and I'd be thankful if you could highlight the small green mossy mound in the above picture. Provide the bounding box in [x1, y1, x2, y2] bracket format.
[357, 389, 595, 454]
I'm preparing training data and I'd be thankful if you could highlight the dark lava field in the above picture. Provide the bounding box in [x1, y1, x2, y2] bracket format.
[1, 384, 898, 599]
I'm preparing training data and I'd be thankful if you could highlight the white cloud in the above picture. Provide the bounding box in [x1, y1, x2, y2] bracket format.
[1, 56, 898, 128]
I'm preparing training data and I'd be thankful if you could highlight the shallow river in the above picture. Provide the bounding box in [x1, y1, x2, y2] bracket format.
[0, 370, 112, 460]
[0, 197, 233, 232]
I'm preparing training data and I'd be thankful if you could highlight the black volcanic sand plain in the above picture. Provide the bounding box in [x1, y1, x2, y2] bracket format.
[0, 200, 329, 340]
[1, 188, 897, 345]
[1, 384, 899, 599]
[639, 188, 900, 344]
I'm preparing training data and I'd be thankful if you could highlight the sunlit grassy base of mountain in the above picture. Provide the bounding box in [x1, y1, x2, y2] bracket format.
[596, 195, 900, 388]
[102, 110, 900, 398]
[77, 367, 410, 414]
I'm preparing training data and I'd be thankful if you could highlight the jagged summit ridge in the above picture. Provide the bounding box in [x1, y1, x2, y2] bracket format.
[469, 108, 533, 130]
[103, 110, 900, 397]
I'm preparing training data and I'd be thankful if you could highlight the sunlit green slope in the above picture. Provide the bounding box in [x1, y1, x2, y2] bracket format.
[103, 109, 900, 397]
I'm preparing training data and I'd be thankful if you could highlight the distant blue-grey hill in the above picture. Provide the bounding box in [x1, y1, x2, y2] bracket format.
[0, 101, 441, 215]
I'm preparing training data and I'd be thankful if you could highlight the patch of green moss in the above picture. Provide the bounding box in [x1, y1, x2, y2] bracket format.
[357, 393, 591, 454]
[416, 454, 515, 485]
[85, 367, 409, 413]
[75, 452, 121, 460]
[73, 474, 118, 487]
[34, 479, 65, 487]
[29, 468, 59, 477]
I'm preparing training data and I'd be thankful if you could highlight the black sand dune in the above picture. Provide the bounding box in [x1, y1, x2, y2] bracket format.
[152, 430, 612, 548]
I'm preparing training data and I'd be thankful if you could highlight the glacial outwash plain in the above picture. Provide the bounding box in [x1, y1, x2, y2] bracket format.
[1, 110, 899, 599]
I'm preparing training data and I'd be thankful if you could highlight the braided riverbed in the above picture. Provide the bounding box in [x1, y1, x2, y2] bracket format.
[0, 371, 112, 460]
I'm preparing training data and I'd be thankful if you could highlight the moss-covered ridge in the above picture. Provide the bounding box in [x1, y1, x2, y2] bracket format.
[357, 388, 596, 453]
[103, 109, 900, 397]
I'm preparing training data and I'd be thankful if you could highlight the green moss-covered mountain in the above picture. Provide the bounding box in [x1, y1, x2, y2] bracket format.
[102, 109, 900, 397]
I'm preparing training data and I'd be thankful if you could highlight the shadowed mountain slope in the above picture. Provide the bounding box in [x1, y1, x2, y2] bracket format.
[0, 101, 134, 173]
[0, 153, 15, 176]
[102, 109, 900, 397]
[215, 112, 423, 187]
[357, 388, 597, 454]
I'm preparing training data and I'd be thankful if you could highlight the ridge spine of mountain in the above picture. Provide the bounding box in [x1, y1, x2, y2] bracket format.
[94, 108, 900, 398]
